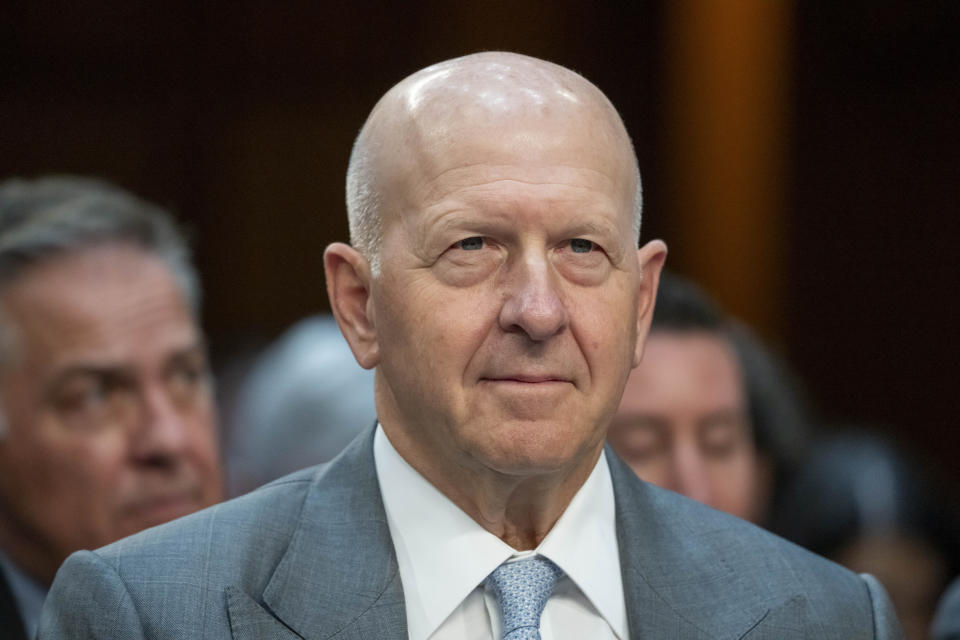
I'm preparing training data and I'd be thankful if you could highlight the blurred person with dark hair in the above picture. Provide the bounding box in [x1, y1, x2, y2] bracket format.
[0, 176, 223, 639]
[224, 314, 375, 497]
[772, 431, 960, 640]
[608, 271, 809, 524]
[934, 577, 960, 640]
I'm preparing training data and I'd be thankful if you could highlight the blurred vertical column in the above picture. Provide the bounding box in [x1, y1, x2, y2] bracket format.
[663, 0, 791, 338]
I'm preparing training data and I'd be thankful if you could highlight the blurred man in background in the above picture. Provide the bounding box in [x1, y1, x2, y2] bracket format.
[0, 176, 223, 639]
[608, 271, 809, 525]
[223, 314, 375, 497]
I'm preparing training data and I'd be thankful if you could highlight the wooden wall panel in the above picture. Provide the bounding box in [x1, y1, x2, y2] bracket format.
[662, 0, 791, 339]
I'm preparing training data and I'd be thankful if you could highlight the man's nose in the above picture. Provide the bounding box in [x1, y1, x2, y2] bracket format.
[670, 444, 714, 508]
[498, 255, 569, 341]
[130, 384, 191, 465]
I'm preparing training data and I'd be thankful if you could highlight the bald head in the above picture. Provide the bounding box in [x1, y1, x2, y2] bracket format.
[346, 52, 641, 274]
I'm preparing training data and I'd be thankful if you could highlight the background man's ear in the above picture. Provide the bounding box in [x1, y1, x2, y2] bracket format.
[633, 239, 668, 367]
[324, 243, 380, 369]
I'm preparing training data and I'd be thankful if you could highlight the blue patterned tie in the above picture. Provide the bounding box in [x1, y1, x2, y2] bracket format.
[485, 556, 564, 640]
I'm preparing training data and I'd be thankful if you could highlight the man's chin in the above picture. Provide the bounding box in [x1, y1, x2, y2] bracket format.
[121, 494, 205, 533]
[470, 428, 601, 478]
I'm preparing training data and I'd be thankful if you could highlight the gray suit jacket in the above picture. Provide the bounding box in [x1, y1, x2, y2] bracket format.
[38, 427, 903, 639]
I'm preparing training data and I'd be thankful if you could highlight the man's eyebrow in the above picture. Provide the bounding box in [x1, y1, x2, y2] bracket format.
[43, 342, 207, 390]
[422, 211, 495, 236]
[165, 341, 208, 358]
[613, 414, 669, 430]
[700, 409, 750, 427]
[162, 343, 211, 370]
[564, 220, 619, 238]
[423, 212, 621, 237]
[43, 364, 135, 397]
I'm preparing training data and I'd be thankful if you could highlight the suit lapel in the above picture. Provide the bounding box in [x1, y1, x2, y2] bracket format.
[607, 447, 772, 640]
[253, 428, 407, 640]
[226, 586, 303, 640]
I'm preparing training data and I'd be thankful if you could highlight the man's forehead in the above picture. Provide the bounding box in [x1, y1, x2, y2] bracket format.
[366, 54, 636, 209]
[0, 245, 199, 368]
[379, 53, 619, 141]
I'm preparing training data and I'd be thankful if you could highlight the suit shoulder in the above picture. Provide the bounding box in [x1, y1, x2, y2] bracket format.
[41, 465, 332, 638]
[39, 550, 148, 639]
[95, 463, 325, 577]
[642, 480, 866, 583]
[614, 472, 900, 636]
[612, 454, 862, 585]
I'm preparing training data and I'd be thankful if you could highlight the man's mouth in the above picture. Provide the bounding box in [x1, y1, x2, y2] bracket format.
[125, 490, 202, 526]
[480, 374, 571, 384]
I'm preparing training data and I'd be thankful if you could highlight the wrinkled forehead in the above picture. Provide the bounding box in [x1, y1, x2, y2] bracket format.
[0, 245, 200, 366]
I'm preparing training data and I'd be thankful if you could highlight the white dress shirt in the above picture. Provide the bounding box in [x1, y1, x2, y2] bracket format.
[374, 425, 627, 640]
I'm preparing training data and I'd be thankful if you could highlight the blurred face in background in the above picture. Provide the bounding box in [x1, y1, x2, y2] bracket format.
[608, 330, 767, 522]
[0, 243, 222, 583]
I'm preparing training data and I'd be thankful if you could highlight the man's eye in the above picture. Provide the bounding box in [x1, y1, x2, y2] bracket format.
[700, 420, 748, 459]
[169, 363, 204, 390]
[457, 237, 484, 251]
[56, 381, 108, 413]
[570, 238, 594, 253]
[51, 375, 134, 428]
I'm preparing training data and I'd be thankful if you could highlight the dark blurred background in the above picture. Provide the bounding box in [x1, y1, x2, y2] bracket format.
[2, 2, 957, 491]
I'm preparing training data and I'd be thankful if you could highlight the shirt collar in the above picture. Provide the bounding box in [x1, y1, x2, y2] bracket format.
[536, 444, 628, 638]
[374, 424, 627, 639]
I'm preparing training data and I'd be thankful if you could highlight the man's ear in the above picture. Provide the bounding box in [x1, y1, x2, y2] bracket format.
[324, 243, 380, 369]
[632, 239, 668, 367]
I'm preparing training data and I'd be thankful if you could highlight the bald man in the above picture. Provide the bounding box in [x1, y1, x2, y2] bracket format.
[39, 53, 903, 639]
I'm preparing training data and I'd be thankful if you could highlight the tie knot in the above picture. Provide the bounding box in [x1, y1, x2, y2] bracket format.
[486, 556, 564, 639]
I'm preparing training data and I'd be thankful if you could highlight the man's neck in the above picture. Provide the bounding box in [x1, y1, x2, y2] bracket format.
[380, 421, 604, 550]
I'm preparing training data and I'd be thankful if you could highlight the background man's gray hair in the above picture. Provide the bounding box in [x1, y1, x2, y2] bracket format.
[0, 175, 200, 310]
[345, 137, 644, 277]
[0, 175, 201, 435]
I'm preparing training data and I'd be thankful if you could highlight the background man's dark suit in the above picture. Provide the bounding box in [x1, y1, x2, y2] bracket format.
[0, 570, 28, 640]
